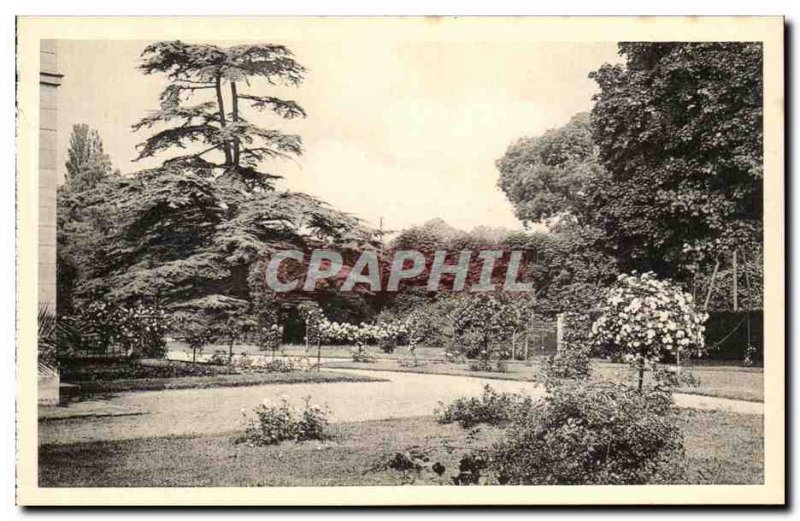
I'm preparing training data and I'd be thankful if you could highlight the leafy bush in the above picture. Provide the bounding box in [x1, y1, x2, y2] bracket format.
[467, 358, 509, 373]
[59, 359, 235, 382]
[209, 350, 229, 366]
[491, 381, 684, 485]
[66, 301, 168, 358]
[436, 385, 534, 428]
[351, 348, 376, 363]
[540, 341, 592, 383]
[241, 396, 328, 446]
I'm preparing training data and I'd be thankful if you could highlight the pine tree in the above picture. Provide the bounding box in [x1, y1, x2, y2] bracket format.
[133, 41, 307, 190]
[65, 41, 379, 345]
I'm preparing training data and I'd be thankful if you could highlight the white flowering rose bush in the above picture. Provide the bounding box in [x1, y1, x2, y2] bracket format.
[591, 272, 708, 374]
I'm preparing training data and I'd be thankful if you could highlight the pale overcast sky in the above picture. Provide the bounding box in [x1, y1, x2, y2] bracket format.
[55, 39, 620, 232]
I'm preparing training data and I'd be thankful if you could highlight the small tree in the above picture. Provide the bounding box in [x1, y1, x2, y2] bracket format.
[591, 272, 708, 391]
[450, 294, 517, 370]
[298, 301, 325, 369]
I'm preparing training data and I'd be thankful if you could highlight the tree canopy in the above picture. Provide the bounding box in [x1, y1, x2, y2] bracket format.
[588, 42, 763, 275]
[64, 123, 114, 192]
[496, 112, 606, 227]
[133, 41, 307, 191]
[59, 42, 378, 334]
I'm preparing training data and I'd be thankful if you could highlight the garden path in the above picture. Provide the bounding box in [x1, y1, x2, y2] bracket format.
[39, 369, 762, 446]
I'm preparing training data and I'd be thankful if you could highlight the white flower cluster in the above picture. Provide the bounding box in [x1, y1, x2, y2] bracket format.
[316, 317, 415, 345]
[591, 272, 708, 360]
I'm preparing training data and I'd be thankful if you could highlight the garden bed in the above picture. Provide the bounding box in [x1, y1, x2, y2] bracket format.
[39, 409, 763, 487]
[68, 370, 385, 394]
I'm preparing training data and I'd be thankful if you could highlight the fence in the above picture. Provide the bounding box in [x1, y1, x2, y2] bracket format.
[509, 319, 558, 360]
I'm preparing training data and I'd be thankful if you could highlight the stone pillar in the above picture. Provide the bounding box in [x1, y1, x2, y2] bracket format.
[39, 39, 60, 311]
[38, 40, 62, 405]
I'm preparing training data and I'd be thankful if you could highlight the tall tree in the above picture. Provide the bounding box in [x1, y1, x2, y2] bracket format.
[64, 124, 113, 192]
[65, 41, 378, 337]
[496, 112, 605, 227]
[133, 41, 307, 190]
[588, 42, 763, 277]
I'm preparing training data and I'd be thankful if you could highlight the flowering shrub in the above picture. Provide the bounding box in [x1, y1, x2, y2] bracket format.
[436, 385, 534, 428]
[257, 324, 283, 353]
[491, 381, 684, 485]
[241, 396, 328, 446]
[229, 354, 313, 372]
[591, 272, 707, 389]
[71, 301, 168, 358]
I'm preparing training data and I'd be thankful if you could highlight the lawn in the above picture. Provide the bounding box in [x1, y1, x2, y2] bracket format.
[322, 358, 764, 402]
[166, 342, 764, 402]
[39, 409, 763, 487]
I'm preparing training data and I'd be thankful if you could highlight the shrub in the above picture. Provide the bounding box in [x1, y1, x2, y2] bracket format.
[67, 301, 168, 358]
[209, 350, 229, 366]
[351, 348, 376, 363]
[241, 396, 328, 446]
[436, 385, 534, 428]
[491, 381, 684, 485]
[467, 358, 509, 373]
[540, 341, 592, 383]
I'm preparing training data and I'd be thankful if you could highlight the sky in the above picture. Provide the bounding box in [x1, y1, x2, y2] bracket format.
[55, 39, 621, 233]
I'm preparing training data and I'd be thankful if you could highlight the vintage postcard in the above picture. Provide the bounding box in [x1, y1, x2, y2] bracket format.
[16, 16, 784, 505]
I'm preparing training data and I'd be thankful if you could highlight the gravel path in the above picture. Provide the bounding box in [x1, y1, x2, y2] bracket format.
[39, 369, 762, 446]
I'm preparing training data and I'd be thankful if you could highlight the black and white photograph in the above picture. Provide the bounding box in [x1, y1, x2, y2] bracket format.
[14, 15, 785, 506]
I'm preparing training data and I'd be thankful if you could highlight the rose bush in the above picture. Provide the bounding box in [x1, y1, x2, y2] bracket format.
[491, 381, 684, 485]
[241, 396, 328, 446]
[590, 272, 707, 389]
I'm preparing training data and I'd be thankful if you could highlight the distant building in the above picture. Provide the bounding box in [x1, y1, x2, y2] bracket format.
[39, 40, 62, 405]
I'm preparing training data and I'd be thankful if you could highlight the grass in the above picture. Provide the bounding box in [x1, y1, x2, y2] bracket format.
[167, 341, 763, 402]
[69, 370, 385, 394]
[39, 409, 762, 487]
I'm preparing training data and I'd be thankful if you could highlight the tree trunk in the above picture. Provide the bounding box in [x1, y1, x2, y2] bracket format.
[317, 339, 321, 372]
[215, 76, 232, 166]
[230, 81, 240, 166]
[638, 357, 645, 392]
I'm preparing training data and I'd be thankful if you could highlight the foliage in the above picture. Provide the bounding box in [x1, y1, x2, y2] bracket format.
[63, 301, 168, 358]
[64, 124, 115, 192]
[386, 448, 448, 485]
[59, 358, 237, 382]
[57, 42, 378, 345]
[449, 294, 521, 362]
[491, 381, 684, 485]
[588, 42, 763, 276]
[435, 385, 535, 429]
[38, 304, 83, 368]
[590, 272, 708, 366]
[135, 41, 306, 181]
[496, 112, 605, 226]
[241, 396, 328, 446]
[540, 341, 592, 384]
[297, 301, 325, 345]
[451, 453, 490, 486]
